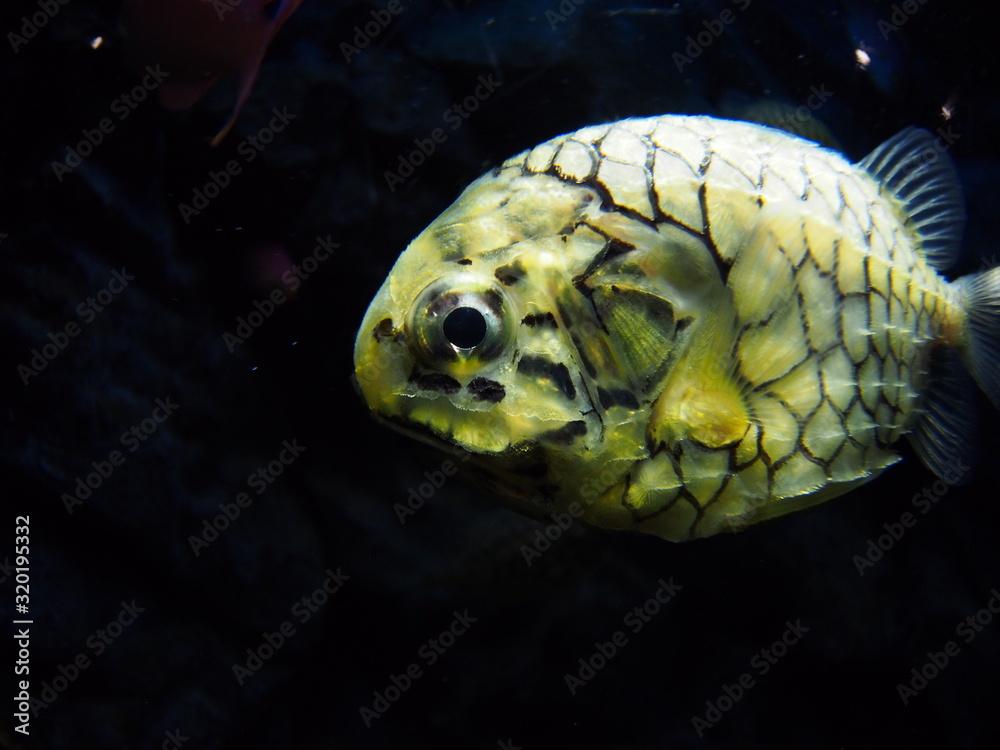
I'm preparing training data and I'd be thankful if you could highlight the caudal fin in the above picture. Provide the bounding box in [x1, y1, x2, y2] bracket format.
[960, 266, 1000, 409]
[906, 265, 1000, 484]
[861, 129, 979, 482]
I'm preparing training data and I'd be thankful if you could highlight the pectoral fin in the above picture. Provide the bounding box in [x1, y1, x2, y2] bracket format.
[589, 282, 680, 397]
[646, 286, 751, 452]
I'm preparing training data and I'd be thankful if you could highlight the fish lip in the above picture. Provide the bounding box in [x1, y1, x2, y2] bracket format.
[368, 410, 463, 457]
[359, 394, 564, 519]
[368, 411, 557, 520]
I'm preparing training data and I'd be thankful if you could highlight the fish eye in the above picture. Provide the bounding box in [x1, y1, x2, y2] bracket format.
[443, 307, 487, 349]
[408, 276, 513, 371]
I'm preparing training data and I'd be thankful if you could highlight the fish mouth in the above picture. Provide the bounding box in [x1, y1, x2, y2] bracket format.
[349, 369, 448, 451]
[367, 408, 465, 457]
[349, 372, 363, 398]
[366, 406, 557, 522]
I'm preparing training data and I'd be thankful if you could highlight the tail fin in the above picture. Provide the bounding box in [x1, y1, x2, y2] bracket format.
[959, 266, 1000, 409]
[860, 128, 980, 482]
[906, 266, 1000, 484]
[907, 347, 978, 485]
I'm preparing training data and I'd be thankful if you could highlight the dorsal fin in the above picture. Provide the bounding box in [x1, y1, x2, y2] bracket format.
[857, 127, 965, 271]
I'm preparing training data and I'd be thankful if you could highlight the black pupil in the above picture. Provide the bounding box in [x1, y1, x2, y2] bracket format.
[443, 307, 487, 349]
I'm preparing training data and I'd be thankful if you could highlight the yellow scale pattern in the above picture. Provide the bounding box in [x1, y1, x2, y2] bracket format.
[499, 115, 962, 540]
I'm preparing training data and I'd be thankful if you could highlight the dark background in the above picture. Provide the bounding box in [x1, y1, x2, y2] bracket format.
[2, 1, 999, 748]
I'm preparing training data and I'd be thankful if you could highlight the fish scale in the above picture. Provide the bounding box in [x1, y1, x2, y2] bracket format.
[355, 115, 1000, 542]
[488, 116, 959, 538]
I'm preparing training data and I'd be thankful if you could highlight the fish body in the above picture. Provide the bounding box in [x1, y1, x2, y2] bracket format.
[355, 115, 1000, 541]
[121, 0, 302, 145]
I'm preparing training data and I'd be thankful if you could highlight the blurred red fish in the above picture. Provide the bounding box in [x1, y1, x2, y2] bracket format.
[122, 0, 303, 146]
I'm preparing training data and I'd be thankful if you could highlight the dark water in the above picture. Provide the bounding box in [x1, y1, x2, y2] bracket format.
[2, 1, 999, 748]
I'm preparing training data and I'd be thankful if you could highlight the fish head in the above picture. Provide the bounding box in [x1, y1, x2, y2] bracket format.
[354, 168, 610, 500]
